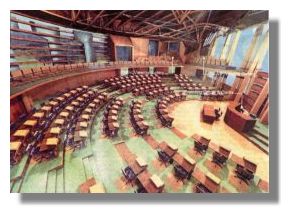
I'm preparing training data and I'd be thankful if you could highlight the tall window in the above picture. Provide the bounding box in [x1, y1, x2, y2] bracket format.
[148, 40, 158, 56]
[116, 46, 132, 61]
[230, 27, 255, 68]
[168, 42, 179, 52]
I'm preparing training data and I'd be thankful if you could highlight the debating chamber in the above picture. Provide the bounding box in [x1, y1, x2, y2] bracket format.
[10, 10, 269, 193]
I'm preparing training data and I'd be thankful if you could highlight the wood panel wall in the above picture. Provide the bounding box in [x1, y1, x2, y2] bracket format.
[10, 96, 27, 123]
[243, 71, 268, 112]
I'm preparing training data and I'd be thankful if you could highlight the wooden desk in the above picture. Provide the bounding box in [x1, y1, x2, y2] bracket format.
[173, 152, 196, 174]
[10, 141, 22, 151]
[81, 114, 90, 120]
[109, 110, 118, 116]
[79, 122, 88, 128]
[130, 157, 148, 175]
[13, 129, 30, 137]
[88, 103, 96, 108]
[50, 127, 61, 134]
[33, 112, 45, 119]
[71, 101, 79, 106]
[89, 183, 105, 193]
[77, 97, 84, 102]
[230, 154, 257, 174]
[202, 104, 216, 124]
[65, 106, 74, 111]
[56, 97, 65, 101]
[41, 106, 52, 112]
[84, 108, 92, 114]
[193, 168, 220, 193]
[63, 93, 71, 98]
[45, 137, 60, 146]
[192, 134, 210, 147]
[54, 119, 65, 125]
[79, 178, 96, 193]
[159, 141, 178, 158]
[224, 103, 256, 132]
[60, 112, 69, 118]
[133, 114, 144, 122]
[49, 101, 59, 106]
[137, 171, 164, 193]
[23, 119, 38, 127]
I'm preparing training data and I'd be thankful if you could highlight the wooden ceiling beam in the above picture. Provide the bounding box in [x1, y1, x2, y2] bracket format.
[118, 10, 146, 28]
[132, 10, 166, 32]
[103, 10, 127, 28]
[88, 10, 104, 26]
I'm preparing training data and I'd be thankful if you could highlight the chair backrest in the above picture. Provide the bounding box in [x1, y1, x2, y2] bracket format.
[11, 70, 24, 79]
[32, 67, 43, 74]
[41, 66, 51, 73]
[50, 65, 58, 73]
[22, 68, 34, 77]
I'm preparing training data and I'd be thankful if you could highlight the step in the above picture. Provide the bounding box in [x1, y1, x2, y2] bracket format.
[56, 168, 64, 193]
[46, 170, 56, 193]
[11, 178, 22, 193]
[242, 134, 269, 154]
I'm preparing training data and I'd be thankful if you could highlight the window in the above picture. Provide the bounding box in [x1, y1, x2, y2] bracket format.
[116, 46, 132, 61]
[148, 40, 158, 56]
[168, 42, 179, 52]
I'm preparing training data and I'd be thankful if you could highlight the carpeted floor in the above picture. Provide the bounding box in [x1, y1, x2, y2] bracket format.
[11, 92, 269, 193]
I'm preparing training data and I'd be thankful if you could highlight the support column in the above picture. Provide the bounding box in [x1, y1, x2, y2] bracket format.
[226, 30, 241, 65]
[240, 25, 264, 69]
[74, 31, 95, 62]
[250, 80, 269, 114]
[220, 34, 232, 60]
[234, 31, 269, 103]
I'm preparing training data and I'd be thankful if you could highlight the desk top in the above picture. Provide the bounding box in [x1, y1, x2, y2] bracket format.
[54, 119, 65, 125]
[33, 112, 45, 118]
[81, 114, 90, 120]
[23, 119, 38, 127]
[173, 152, 196, 173]
[60, 112, 69, 117]
[49, 100, 59, 106]
[56, 97, 65, 101]
[192, 134, 210, 146]
[46, 137, 59, 146]
[230, 154, 257, 173]
[10, 141, 21, 151]
[159, 141, 178, 157]
[108, 122, 119, 129]
[89, 183, 105, 193]
[50, 127, 61, 134]
[65, 106, 74, 111]
[193, 168, 220, 193]
[203, 104, 216, 117]
[71, 101, 79, 106]
[79, 122, 88, 128]
[41, 106, 52, 112]
[13, 129, 30, 137]
[209, 142, 231, 158]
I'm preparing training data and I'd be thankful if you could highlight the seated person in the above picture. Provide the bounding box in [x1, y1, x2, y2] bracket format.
[214, 108, 222, 119]
[235, 103, 244, 113]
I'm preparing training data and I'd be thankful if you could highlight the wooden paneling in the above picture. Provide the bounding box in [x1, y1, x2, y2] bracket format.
[10, 96, 27, 123]
[12, 69, 118, 102]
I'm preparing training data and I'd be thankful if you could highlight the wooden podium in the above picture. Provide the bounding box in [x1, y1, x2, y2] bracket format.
[224, 103, 256, 133]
